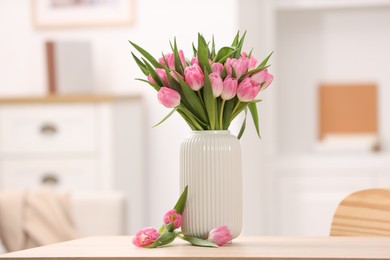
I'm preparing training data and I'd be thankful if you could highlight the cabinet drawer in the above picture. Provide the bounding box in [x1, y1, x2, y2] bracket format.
[0, 104, 97, 154]
[1, 159, 97, 192]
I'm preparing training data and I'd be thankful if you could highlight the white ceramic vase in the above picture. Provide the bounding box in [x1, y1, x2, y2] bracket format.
[179, 130, 242, 239]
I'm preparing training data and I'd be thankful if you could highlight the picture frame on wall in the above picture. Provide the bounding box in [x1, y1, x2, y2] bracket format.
[31, 0, 135, 29]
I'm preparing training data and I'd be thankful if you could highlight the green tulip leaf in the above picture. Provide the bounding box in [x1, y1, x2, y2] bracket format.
[231, 31, 240, 47]
[197, 34, 212, 74]
[173, 71, 208, 124]
[129, 41, 163, 69]
[142, 58, 164, 87]
[203, 72, 216, 129]
[233, 31, 246, 59]
[172, 37, 184, 75]
[178, 106, 206, 130]
[179, 236, 219, 248]
[174, 185, 188, 214]
[248, 102, 261, 138]
[135, 78, 160, 91]
[222, 99, 235, 130]
[258, 51, 274, 68]
[131, 52, 149, 76]
[152, 108, 177, 128]
[192, 42, 197, 57]
[211, 35, 216, 59]
[213, 46, 235, 63]
[237, 108, 247, 140]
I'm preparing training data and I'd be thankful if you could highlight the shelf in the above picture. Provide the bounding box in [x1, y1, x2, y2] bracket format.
[0, 94, 142, 104]
[274, 0, 390, 10]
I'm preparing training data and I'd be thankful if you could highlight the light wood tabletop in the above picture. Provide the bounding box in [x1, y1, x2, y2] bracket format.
[1, 236, 390, 260]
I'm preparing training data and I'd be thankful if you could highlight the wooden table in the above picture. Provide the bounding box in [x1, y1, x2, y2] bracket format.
[1, 236, 390, 260]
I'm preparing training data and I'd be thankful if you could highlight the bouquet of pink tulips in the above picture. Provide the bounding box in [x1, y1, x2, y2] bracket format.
[130, 32, 273, 138]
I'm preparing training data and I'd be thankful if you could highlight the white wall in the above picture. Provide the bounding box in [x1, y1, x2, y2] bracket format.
[276, 6, 390, 154]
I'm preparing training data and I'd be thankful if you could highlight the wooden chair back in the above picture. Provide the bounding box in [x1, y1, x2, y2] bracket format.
[330, 188, 390, 236]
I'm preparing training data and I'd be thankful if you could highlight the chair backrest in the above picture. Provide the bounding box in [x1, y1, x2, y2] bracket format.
[330, 188, 390, 236]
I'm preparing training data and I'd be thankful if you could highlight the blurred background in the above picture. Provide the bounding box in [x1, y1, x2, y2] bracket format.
[0, 0, 390, 251]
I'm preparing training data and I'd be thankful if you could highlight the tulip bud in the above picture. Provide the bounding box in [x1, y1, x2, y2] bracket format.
[191, 57, 199, 66]
[147, 74, 156, 84]
[209, 72, 223, 97]
[178, 50, 187, 69]
[163, 209, 182, 229]
[251, 69, 274, 91]
[208, 226, 233, 246]
[237, 77, 260, 102]
[159, 51, 187, 70]
[261, 72, 274, 91]
[221, 76, 238, 100]
[157, 87, 181, 108]
[132, 227, 160, 247]
[248, 56, 257, 70]
[211, 62, 224, 76]
[225, 58, 249, 79]
[159, 53, 175, 70]
[170, 71, 183, 82]
[184, 64, 204, 91]
[155, 68, 170, 87]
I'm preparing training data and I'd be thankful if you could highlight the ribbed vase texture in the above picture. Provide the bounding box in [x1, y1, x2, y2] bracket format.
[180, 131, 242, 239]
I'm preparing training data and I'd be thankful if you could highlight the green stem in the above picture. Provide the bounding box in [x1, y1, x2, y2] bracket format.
[231, 100, 241, 117]
[197, 91, 204, 106]
[219, 99, 226, 130]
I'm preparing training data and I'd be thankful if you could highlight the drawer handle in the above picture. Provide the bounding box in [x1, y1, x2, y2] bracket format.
[40, 123, 58, 135]
[41, 174, 59, 186]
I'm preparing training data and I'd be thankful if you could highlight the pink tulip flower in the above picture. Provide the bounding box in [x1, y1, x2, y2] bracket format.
[178, 50, 187, 69]
[159, 50, 187, 70]
[209, 72, 223, 97]
[184, 64, 204, 91]
[221, 76, 238, 100]
[191, 57, 199, 66]
[225, 58, 249, 79]
[147, 74, 156, 84]
[237, 77, 261, 102]
[157, 87, 181, 108]
[248, 56, 257, 70]
[155, 68, 170, 87]
[163, 209, 182, 229]
[132, 227, 160, 247]
[159, 53, 175, 70]
[211, 62, 224, 76]
[208, 225, 233, 246]
[251, 69, 274, 91]
[170, 71, 183, 82]
[241, 52, 257, 70]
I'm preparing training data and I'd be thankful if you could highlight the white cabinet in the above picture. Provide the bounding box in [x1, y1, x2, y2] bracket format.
[274, 154, 390, 236]
[0, 95, 145, 234]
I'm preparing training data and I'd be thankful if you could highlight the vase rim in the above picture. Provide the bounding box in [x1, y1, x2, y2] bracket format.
[190, 130, 231, 134]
